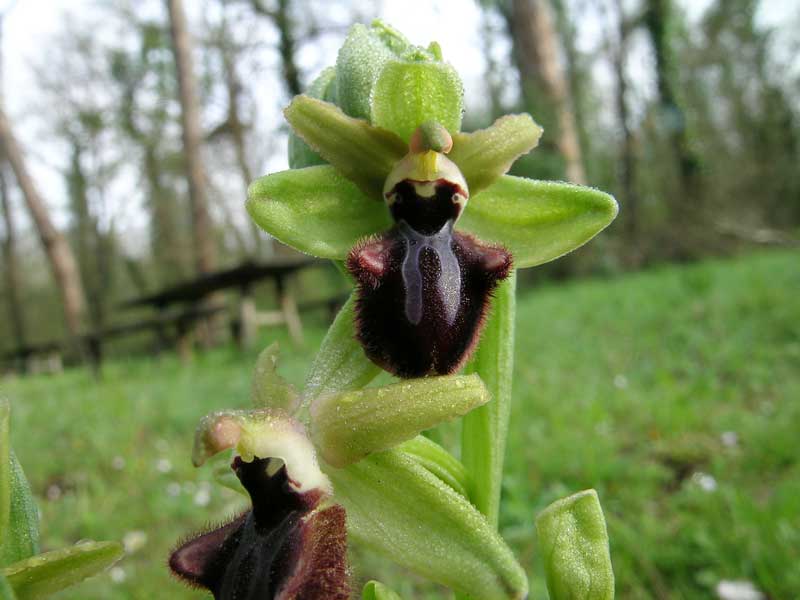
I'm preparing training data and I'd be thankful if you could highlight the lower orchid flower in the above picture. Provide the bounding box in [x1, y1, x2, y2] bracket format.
[247, 23, 617, 378]
[169, 344, 527, 599]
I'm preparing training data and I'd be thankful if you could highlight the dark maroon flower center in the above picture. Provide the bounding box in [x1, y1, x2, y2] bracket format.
[169, 458, 349, 600]
[348, 175, 512, 377]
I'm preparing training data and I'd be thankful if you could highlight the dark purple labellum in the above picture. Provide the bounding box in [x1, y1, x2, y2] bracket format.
[348, 214, 511, 378]
[169, 457, 349, 600]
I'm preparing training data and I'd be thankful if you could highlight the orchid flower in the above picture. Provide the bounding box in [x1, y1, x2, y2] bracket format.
[247, 22, 617, 378]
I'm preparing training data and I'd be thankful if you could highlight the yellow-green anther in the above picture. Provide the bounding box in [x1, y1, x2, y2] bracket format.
[409, 121, 453, 154]
[310, 374, 490, 468]
[192, 411, 246, 467]
[193, 408, 331, 496]
[536, 489, 615, 600]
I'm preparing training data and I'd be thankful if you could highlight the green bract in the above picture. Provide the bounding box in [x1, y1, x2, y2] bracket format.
[536, 490, 615, 600]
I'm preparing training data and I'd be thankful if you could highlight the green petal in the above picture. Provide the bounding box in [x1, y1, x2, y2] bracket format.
[2, 542, 123, 599]
[302, 293, 380, 403]
[251, 343, 299, 413]
[0, 401, 39, 568]
[449, 114, 542, 194]
[362, 580, 403, 600]
[536, 490, 615, 600]
[397, 436, 469, 498]
[370, 59, 464, 143]
[288, 67, 338, 169]
[459, 176, 618, 269]
[336, 21, 411, 121]
[327, 450, 528, 600]
[247, 165, 392, 260]
[310, 374, 489, 468]
[284, 96, 407, 198]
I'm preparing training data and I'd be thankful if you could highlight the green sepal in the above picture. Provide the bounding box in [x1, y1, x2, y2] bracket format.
[2, 541, 123, 599]
[370, 59, 464, 143]
[397, 436, 469, 498]
[0, 455, 39, 568]
[247, 165, 391, 260]
[0, 401, 39, 568]
[449, 114, 542, 195]
[536, 489, 615, 600]
[362, 580, 403, 600]
[461, 271, 515, 527]
[0, 573, 16, 600]
[336, 21, 411, 121]
[310, 374, 489, 468]
[458, 176, 618, 269]
[288, 67, 338, 169]
[251, 342, 299, 413]
[302, 292, 381, 403]
[284, 95, 407, 198]
[327, 449, 528, 600]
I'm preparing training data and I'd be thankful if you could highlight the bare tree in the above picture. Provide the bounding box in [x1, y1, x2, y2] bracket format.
[0, 105, 87, 340]
[608, 0, 639, 249]
[505, 0, 587, 184]
[0, 165, 25, 350]
[166, 0, 217, 275]
[250, 0, 302, 96]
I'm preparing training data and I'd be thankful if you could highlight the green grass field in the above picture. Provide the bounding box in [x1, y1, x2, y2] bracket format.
[2, 250, 798, 599]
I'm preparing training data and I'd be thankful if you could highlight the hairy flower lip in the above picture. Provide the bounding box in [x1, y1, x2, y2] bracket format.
[169, 457, 349, 600]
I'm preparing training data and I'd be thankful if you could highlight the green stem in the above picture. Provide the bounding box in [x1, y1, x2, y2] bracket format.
[460, 270, 516, 528]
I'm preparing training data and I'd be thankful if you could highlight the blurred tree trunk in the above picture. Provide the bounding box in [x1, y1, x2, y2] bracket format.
[506, 0, 587, 184]
[644, 0, 700, 203]
[250, 0, 303, 96]
[216, 11, 267, 255]
[611, 0, 639, 254]
[166, 0, 217, 276]
[0, 105, 87, 341]
[0, 164, 26, 351]
[66, 139, 107, 333]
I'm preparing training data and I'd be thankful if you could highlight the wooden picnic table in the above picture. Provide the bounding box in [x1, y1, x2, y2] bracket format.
[120, 257, 321, 349]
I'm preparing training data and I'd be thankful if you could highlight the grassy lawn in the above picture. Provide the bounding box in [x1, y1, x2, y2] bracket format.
[2, 250, 798, 599]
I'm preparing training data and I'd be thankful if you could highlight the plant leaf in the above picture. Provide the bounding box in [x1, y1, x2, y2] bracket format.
[370, 59, 463, 143]
[0, 454, 40, 568]
[461, 271, 516, 527]
[362, 580, 403, 600]
[327, 449, 528, 600]
[336, 21, 411, 121]
[458, 176, 618, 269]
[251, 343, 299, 412]
[0, 573, 16, 600]
[536, 489, 615, 600]
[247, 165, 392, 260]
[449, 114, 542, 195]
[284, 96, 407, 198]
[302, 292, 381, 403]
[0, 402, 39, 568]
[310, 374, 489, 468]
[397, 436, 468, 498]
[2, 541, 123, 599]
[288, 67, 338, 169]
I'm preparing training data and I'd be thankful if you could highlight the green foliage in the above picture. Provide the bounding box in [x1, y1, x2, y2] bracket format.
[362, 580, 403, 600]
[328, 449, 528, 599]
[536, 490, 614, 600]
[2, 542, 123, 600]
[310, 374, 489, 467]
[3, 252, 798, 598]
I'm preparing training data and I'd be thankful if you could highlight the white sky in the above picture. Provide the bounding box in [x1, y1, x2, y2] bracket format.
[0, 0, 796, 242]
